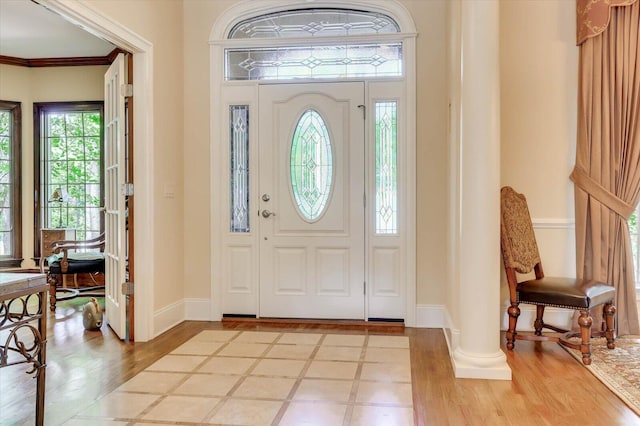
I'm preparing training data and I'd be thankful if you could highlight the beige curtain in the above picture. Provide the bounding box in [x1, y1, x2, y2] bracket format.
[571, 0, 640, 335]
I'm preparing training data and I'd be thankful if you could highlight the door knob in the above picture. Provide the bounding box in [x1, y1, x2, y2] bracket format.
[261, 210, 276, 218]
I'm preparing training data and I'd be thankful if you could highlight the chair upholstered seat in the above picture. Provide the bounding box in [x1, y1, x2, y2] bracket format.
[517, 277, 615, 309]
[46, 252, 105, 275]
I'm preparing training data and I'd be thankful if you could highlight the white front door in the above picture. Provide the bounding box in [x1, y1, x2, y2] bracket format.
[104, 53, 127, 339]
[258, 82, 365, 319]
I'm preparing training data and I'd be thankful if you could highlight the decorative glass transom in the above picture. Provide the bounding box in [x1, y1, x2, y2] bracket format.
[226, 43, 402, 81]
[230, 105, 250, 232]
[375, 101, 397, 234]
[225, 8, 402, 81]
[290, 109, 333, 221]
[229, 9, 400, 39]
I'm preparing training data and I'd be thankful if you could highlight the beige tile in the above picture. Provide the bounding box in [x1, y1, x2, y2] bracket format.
[116, 371, 187, 393]
[315, 346, 362, 361]
[146, 354, 207, 372]
[78, 392, 160, 419]
[279, 402, 347, 426]
[173, 373, 240, 396]
[171, 340, 224, 355]
[355, 381, 413, 405]
[218, 342, 270, 357]
[266, 344, 316, 359]
[142, 395, 220, 423]
[251, 358, 306, 378]
[64, 419, 128, 425]
[367, 335, 410, 349]
[278, 332, 323, 345]
[364, 347, 410, 364]
[232, 376, 296, 399]
[305, 360, 358, 380]
[207, 399, 283, 425]
[360, 362, 412, 382]
[198, 357, 256, 374]
[323, 334, 366, 347]
[293, 379, 354, 403]
[234, 331, 281, 343]
[350, 405, 414, 426]
[191, 330, 239, 342]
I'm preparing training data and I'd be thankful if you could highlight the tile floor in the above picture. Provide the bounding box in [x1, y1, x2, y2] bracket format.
[66, 330, 414, 425]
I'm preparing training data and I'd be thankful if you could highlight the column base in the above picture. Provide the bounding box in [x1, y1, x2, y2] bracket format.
[452, 347, 511, 380]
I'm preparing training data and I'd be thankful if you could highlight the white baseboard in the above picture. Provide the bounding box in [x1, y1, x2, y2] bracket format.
[153, 299, 185, 338]
[184, 298, 213, 321]
[501, 303, 573, 331]
[415, 304, 446, 328]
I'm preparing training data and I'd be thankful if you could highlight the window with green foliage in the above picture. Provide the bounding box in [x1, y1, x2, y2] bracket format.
[35, 102, 104, 251]
[0, 101, 22, 267]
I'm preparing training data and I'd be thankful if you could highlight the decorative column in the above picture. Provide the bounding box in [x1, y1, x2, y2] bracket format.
[452, 0, 511, 380]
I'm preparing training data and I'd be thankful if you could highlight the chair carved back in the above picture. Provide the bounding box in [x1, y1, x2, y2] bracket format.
[500, 186, 543, 276]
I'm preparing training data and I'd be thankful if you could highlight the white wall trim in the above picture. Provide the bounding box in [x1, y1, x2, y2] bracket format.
[532, 218, 575, 229]
[153, 300, 185, 338]
[415, 304, 446, 328]
[184, 298, 214, 321]
[41, 0, 155, 342]
[501, 302, 573, 331]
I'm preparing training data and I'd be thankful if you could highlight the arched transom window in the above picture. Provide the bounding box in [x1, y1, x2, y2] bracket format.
[225, 8, 403, 81]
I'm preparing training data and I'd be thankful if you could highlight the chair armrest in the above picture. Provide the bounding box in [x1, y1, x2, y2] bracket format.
[49, 233, 105, 273]
[51, 233, 105, 253]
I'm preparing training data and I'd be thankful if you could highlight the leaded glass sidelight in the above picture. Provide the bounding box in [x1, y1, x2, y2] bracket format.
[375, 101, 397, 234]
[290, 109, 333, 221]
[230, 105, 250, 232]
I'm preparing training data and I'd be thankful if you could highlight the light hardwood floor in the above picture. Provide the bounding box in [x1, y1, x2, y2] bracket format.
[1, 299, 639, 425]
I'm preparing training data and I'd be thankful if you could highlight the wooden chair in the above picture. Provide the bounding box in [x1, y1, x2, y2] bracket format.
[41, 233, 106, 312]
[499, 186, 616, 364]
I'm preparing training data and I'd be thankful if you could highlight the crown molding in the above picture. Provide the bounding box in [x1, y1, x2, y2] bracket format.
[0, 47, 123, 67]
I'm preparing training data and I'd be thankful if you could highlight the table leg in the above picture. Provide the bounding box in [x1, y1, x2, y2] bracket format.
[35, 290, 48, 426]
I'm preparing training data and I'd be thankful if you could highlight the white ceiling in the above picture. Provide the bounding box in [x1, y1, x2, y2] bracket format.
[0, 0, 116, 59]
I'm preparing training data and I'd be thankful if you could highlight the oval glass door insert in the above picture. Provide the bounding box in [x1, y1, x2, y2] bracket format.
[290, 109, 333, 220]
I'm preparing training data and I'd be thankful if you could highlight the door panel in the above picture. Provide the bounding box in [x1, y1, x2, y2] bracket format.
[104, 53, 127, 339]
[258, 82, 365, 319]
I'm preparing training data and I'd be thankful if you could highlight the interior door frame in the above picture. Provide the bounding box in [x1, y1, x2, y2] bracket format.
[210, 0, 417, 325]
[40, 0, 155, 341]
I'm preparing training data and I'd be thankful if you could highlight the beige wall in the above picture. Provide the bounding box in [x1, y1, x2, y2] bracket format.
[0, 64, 106, 268]
[87, 0, 185, 311]
[2, 0, 581, 327]
[20, 0, 578, 327]
[500, 0, 578, 279]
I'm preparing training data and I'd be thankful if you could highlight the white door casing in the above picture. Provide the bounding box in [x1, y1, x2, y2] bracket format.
[258, 83, 365, 319]
[211, 0, 417, 325]
[104, 53, 128, 339]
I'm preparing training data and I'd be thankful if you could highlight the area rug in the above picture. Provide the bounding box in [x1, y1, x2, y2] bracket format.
[564, 335, 640, 416]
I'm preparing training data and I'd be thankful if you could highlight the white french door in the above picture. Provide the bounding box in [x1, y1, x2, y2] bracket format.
[104, 53, 127, 339]
[258, 82, 365, 319]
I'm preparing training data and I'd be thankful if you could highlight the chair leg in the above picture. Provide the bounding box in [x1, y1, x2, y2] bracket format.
[578, 310, 593, 365]
[506, 303, 520, 350]
[47, 273, 59, 312]
[534, 305, 545, 336]
[603, 303, 616, 349]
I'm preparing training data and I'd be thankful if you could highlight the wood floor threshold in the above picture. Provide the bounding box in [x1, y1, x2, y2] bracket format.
[221, 316, 405, 330]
